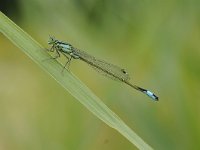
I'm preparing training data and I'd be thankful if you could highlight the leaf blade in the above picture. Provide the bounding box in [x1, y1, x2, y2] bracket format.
[0, 11, 153, 150]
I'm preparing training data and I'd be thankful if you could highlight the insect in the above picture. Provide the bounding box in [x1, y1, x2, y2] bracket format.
[47, 36, 159, 101]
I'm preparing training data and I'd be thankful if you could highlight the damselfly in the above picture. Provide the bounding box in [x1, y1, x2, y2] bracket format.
[47, 36, 159, 101]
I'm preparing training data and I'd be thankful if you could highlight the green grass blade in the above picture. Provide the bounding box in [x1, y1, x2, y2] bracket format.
[0, 11, 153, 150]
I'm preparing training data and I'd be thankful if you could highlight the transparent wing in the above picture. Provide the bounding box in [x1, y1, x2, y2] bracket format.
[74, 48, 130, 81]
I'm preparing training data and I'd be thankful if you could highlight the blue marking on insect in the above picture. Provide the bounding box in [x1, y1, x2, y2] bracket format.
[145, 90, 159, 101]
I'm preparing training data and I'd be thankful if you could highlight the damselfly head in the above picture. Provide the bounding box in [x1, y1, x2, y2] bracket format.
[48, 36, 57, 45]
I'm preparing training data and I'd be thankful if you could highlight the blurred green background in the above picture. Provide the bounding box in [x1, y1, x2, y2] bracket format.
[0, 0, 200, 149]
